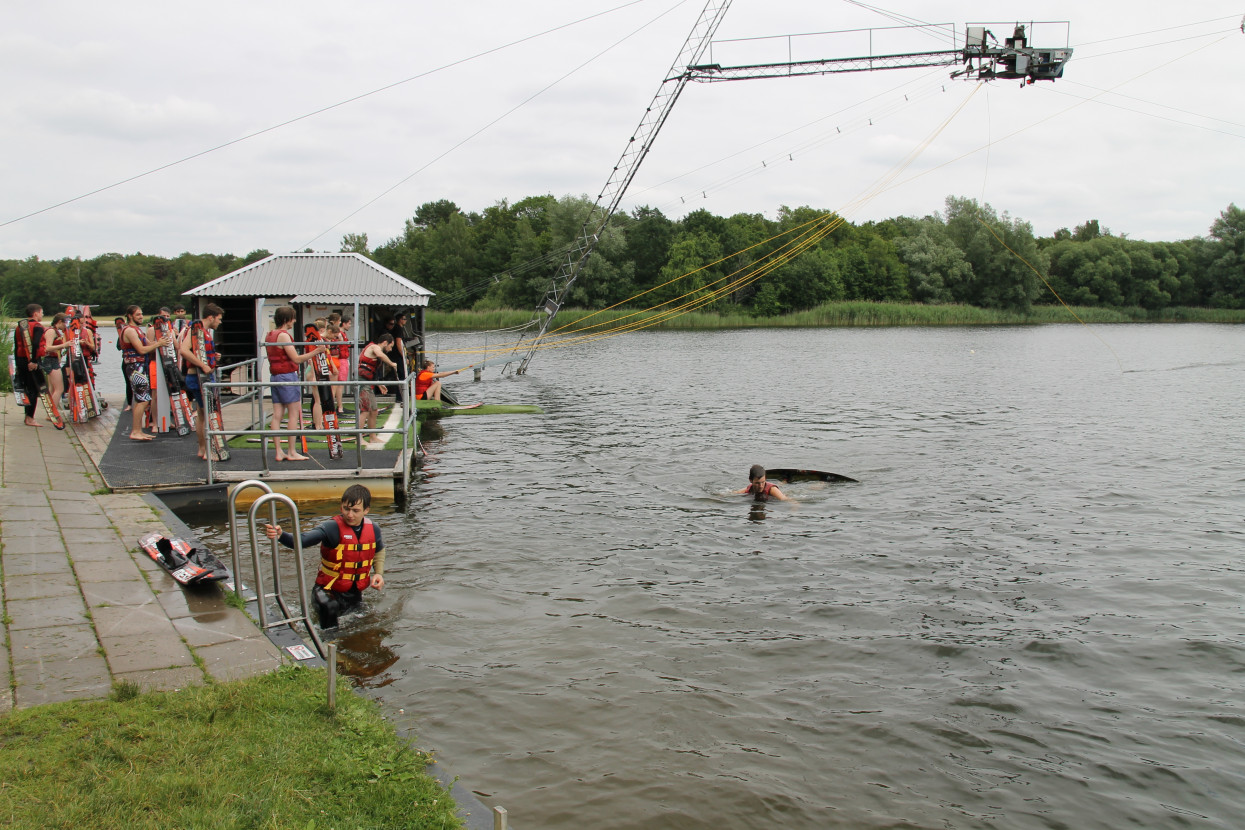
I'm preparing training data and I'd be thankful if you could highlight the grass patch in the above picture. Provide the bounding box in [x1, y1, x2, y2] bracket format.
[416, 401, 543, 419]
[228, 402, 397, 451]
[0, 665, 462, 830]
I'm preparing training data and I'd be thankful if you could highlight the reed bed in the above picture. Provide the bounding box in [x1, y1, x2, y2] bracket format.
[426, 302, 1245, 332]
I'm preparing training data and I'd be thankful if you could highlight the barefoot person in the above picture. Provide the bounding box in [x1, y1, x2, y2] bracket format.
[178, 303, 224, 460]
[737, 464, 789, 501]
[357, 334, 399, 443]
[38, 312, 73, 427]
[119, 305, 172, 441]
[264, 305, 326, 462]
[264, 484, 385, 628]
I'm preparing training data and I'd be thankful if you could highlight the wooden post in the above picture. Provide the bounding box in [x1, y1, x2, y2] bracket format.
[493, 806, 508, 830]
[327, 643, 337, 710]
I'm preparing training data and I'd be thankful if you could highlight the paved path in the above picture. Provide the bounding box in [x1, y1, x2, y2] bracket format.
[1, 394, 287, 711]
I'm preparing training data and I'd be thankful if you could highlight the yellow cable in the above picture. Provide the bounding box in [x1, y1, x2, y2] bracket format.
[975, 217, 1124, 371]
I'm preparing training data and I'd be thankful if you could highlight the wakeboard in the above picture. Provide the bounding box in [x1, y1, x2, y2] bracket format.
[137, 531, 231, 586]
[766, 468, 859, 484]
[8, 354, 30, 406]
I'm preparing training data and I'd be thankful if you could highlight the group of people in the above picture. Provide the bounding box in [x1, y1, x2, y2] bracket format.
[115, 302, 224, 459]
[263, 306, 458, 461]
[12, 303, 92, 429]
[14, 300, 461, 464]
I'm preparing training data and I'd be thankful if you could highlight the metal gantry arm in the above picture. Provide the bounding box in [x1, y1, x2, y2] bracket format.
[685, 24, 1072, 84]
[511, 0, 734, 375]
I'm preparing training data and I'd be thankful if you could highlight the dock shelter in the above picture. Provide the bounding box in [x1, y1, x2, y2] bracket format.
[183, 252, 434, 374]
[170, 252, 436, 500]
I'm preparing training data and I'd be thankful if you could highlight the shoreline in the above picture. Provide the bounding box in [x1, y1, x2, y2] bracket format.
[426, 302, 1245, 332]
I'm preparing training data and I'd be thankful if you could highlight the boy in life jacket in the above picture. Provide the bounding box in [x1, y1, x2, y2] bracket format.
[737, 464, 789, 502]
[264, 484, 386, 628]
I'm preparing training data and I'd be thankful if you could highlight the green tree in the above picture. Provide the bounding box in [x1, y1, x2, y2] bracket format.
[1204, 203, 1245, 308]
[894, 216, 972, 303]
[340, 233, 370, 255]
[652, 230, 724, 310]
[943, 196, 1044, 312]
[625, 206, 675, 293]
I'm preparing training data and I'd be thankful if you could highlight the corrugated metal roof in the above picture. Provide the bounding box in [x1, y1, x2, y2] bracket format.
[184, 253, 433, 306]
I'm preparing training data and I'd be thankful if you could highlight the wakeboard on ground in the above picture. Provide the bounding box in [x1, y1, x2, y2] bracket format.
[766, 468, 859, 484]
[137, 531, 231, 586]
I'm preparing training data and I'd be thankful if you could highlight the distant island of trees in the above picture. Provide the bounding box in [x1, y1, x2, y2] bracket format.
[2, 195, 1243, 319]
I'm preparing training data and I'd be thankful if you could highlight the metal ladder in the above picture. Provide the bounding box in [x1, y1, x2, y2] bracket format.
[227, 479, 325, 659]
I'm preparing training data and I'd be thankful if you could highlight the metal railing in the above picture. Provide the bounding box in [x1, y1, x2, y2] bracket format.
[244, 491, 325, 658]
[203, 356, 419, 493]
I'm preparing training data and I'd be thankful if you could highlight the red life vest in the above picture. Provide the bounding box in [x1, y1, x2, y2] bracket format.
[120, 324, 146, 364]
[334, 334, 350, 361]
[358, 351, 379, 381]
[751, 481, 777, 501]
[317, 515, 377, 592]
[14, 321, 39, 359]
[265, 329, 297, 374]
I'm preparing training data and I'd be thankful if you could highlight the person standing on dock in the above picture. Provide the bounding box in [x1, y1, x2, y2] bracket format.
[264, 484, 386, 628]
[358, 334, 399, 443]
[179, 302, 224, 460]
[38, 313, 72, 427]
[12, 303, 44, 427]
[119, 305, 172, 441]
[265, 305, 326, 462]
[329, 315, 352, 412]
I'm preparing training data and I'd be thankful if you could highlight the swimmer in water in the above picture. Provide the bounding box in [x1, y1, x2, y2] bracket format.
[738, 464, 789, 501]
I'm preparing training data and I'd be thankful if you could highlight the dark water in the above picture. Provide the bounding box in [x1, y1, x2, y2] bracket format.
[193, 325, 1245, 829]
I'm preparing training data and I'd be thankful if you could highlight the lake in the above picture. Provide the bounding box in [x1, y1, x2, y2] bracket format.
[191, 324, 1245, 829]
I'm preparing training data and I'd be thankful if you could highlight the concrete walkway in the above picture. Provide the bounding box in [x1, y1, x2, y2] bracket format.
[1, 394, 287, 712]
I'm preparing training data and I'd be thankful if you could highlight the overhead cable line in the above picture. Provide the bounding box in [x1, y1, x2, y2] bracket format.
[436, 87, 977, 360]
[0, 0, 655, 230]
[300, 0, 691, 250]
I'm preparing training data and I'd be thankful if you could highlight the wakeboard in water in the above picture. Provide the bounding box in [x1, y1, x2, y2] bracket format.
[137, 531, 231, 586]
[766, 468, 859, 484]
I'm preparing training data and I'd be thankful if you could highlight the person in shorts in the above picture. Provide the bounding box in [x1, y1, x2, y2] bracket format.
[119, 305, 172, 441]
[179, 303, 224, 460]
[264, 305, 327, 462]
[356, 334, 399, 443]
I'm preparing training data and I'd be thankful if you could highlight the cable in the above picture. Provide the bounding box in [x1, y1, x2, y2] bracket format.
[1, 0, 657, 230]
[299, 0, 691, 250]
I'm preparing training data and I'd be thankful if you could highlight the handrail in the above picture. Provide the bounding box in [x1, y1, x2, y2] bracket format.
[226, 479, 274, 590]
[203, 370, 420, 492]
[245, 492, 325, 658]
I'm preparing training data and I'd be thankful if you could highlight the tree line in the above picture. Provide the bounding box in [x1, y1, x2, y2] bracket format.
[3, 196, 1243, 316]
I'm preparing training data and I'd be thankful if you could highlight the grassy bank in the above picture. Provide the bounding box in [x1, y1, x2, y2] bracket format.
[0, 667, 462, 830]
[427, 302, 1245, 331]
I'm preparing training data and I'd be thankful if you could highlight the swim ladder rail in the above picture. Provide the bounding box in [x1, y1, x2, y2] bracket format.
[226, 479, 274, 594]
[245, 491, 326, 659]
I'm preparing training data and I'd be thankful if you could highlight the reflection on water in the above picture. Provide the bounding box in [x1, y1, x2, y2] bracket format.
[191, 325, 1245, 830]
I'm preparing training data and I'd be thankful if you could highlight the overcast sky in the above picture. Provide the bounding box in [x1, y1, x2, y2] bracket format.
[3, 1, 1241, 260]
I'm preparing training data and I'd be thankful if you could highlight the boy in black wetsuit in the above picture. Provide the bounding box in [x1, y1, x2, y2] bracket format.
[265, 484, 386, 628]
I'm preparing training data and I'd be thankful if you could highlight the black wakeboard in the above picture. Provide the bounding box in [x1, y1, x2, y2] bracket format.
[766, 468, 859, 484]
